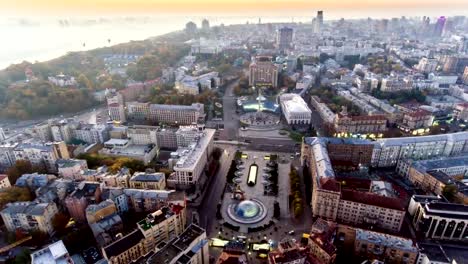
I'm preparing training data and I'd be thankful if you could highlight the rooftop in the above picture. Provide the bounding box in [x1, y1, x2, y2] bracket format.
[413, 155, 468, 172]
[417, 243, 450, 263]
[103, 229, 145, 258]
[131, 172, 165, 182]
[309, 218, 337, 255]
[280, 93, 312, 114]
[31, 240, 71, 264]
[173, 129, 215, 171]
[56, 159, 87, 168]
[150, 103, 203, 111]
[70, 182, 100, 199]
[341, 189, 405, 211]
[2, 202, 53, 216]
[137, 207, 175, 231]
[355, 229, 417, 252]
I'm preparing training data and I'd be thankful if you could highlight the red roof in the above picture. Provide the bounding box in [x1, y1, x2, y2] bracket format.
[320, 178, 341, 192]
[0, 175, 8, 181]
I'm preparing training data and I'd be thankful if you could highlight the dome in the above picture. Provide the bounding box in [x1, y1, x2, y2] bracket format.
[235, 200, 260, 218]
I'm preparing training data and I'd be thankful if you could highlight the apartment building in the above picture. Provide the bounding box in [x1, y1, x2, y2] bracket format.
[310, 96, 335, 124]
[408, 195, 468, 241]
[64, 182, 102, 223]
[15, 173, 57, 191]
[371, 132, 468, 167]
[309, 219, 337, 264]
[0, 142, 17, 170]
[149, 103, 204, 125]
[73, 124, 109, 144]
[398, 109, 434, 132]
[30, 240, 73, 264]
[249, 56, 279, 88]
[381, 76, 413, 92]
[334, 113, 388, 134]
[127, 125, 158, 145]
[100, 138, 158, 165]
[102, 205, 188, 264]
[56, 159, 88, 179]
[13, 141, 69, 172]
[453, 102, 468, 122]
[107, 91, 126, 123]
[397, 155, 468, 179]
[129, 172, 166, 190]
[176, 125, 206, 148]
[168, 128, 215, 187]
[1, 201, 58, 235]
[0, 175, 11, 189]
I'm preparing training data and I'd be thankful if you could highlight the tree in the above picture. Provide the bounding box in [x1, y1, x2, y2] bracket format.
[77, 73, 93, 89]
[6, 160, 33, 185]
[52, 212, 70, 234]
[12, 249, 31, 264]
[442, 185, 458, 202]
[0, 187, 34, 209]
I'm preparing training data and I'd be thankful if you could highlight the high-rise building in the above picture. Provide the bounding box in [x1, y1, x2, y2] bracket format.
[276, 27, 293, 51]
[434, 16, 446, 37]
[201, 19, 209, 30]
[185, 21, 197, 35]
[463, 66, 468, 85]
[249, 56, 279, 88]
[314, 10, 324, 33]
[0, 128, 5, 142]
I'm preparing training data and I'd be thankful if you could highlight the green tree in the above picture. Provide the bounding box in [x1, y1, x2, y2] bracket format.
[12, 249, 31, 264]
[77, 73, 93, 89]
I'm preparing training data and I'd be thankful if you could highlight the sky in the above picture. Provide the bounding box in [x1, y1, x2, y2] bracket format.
[1, 0, 468, 17]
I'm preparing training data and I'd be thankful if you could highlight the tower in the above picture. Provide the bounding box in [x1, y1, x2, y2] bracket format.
[434, 16, 446, 37]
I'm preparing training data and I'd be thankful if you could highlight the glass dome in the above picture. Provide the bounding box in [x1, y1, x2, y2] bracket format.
[235, 200, 260, 219]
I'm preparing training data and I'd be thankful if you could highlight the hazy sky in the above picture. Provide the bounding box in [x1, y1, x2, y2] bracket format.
[2, 0, 468, 16]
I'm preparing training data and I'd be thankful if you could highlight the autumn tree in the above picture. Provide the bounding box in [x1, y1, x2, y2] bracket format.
[0, 187, 33, 209]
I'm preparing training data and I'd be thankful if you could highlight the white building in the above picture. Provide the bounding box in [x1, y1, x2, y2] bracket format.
[429, 73, 458, 86]
[126, 102, 150, 121]
[295, 75, 315, 90]
[31, 240, 73, 264]
[0, 175, 11, 189]
[0, 142, 17, 170]
[48, 74, 77, 87]
[127, 125, 158, 145]
[57, 159, 88, 179]
[168, 128, 215, 187]
[107, 91, 126, 123]
[1, 201, 58, 235]
[176, 126, 206, 148]
[381, 76, 413, 92]
[416, 57, 438, 73]
[280, 94, 312, 125]
[13, 141, 70, 172]
[175, 72, 220, 95]
[149, 103, 204, 125]
[0, 128, 5, 142]
[371, 132, 468, 167]
[73, 124, 109, 144]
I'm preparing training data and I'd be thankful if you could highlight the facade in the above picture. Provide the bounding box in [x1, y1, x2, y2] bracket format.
[354, 229, 418, 264]
[168, 128, 215, 187]
[409, 195, 468, 241]
[13, 141, 69, 172]
[268, 239, 308, 264]
[277, 27, 293, 51]
[249, 56, 279, 88]
[463, 66, 468, 85]
[279, 93, 312, 125]
[30, 240, 73, 264]
[56, 159, 88, 179]
[309, 219, 337, 264]
[73, 124, 109, 144]
[126, 101, 150, 121]
[129, 172, 166, 190]
[0, 174, 11, 189]
[149, 103, 204, 125]
[416, 57, 438, 73]
[380, 76, 413, 92]
[0, 142, 17, 170]
[334, 112, 387, 134]
[398, 109, 434, 131]
[107, 91, 126, 123]
[127, 125, 158, 145]
[1, 201, 58, 235]
[310, 96, 335, 124]
[33, 123, 52, 142]
[371, 132, 468, 167]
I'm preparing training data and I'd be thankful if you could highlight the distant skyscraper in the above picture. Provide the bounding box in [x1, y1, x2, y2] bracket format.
[277, 27, 293, 52]
[434, 16, 446, 37]
[185, 21, 197, 35]
[201, 19, 209, 31]
[0, 128, 5, 142]
[314, 10, 324, 33]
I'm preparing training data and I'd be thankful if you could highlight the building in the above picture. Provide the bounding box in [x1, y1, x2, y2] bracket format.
[201, 19, 209, 30]
[15, 173, 57, 191]
[185, 21, 197, 35]
[107, 91, 126, 123]
[416, 57, 438, 73]
[453, 102, 468, 122]
[100, 139, 158, 165]
[149, 103, 204, 125]
[309, 219, 337, 264]
[33, 123, 52, 142]
[277, 27, 293, 51]
[127, 125, 159, 145]
[65, 182, 102, 223]
[73, 124, 109, 144]
[380, 76, 413, 92]
[48, 74, 77, 87]
[56, 159, 88, 179]
[129, 172, 166, 190]
[354, 229, 418, 264]
[434, 16, 446, 37]
[302, 138, 405, 232]
[463, 66, 468, 85]
[249, 56, 279, 88]
[310, 96, 336, 124]
[398, 109, 434, 132]
[334, 112, 387, 135]
[0, 128, 5, 142]
[408, 195, 468, 241]
[102, 205, 188, 264]
[0, 174, 11, 189]
[30, 240, 73, 264]
[175, 72, 220, 95]
[397, 155, 468, 179]
[86, 200, 123, 246]
[13, 141, 69, 172]
[0, 142, 17, 170]
[168, 128, 215, 187]
[316, 11, 324, 33]
[416, 242, 468, 264]
[268, 239, 308, 264]
[176, 125, 206, 148]
[279, 93, 312, 125]
[1, 201, 58, 235]
[126, 101, 150, 121]
[146, 224, 208, 264]
[371, 132, 468, 168]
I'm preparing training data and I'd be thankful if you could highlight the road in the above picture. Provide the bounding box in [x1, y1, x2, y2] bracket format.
[197, 144, 235, 236]
[222, 79, 240, 141]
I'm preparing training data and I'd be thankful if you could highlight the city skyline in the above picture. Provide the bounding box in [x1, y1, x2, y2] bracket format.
[2, 0, 468, 16]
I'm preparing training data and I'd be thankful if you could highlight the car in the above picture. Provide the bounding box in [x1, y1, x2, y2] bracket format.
[288, 230, 295, 235]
